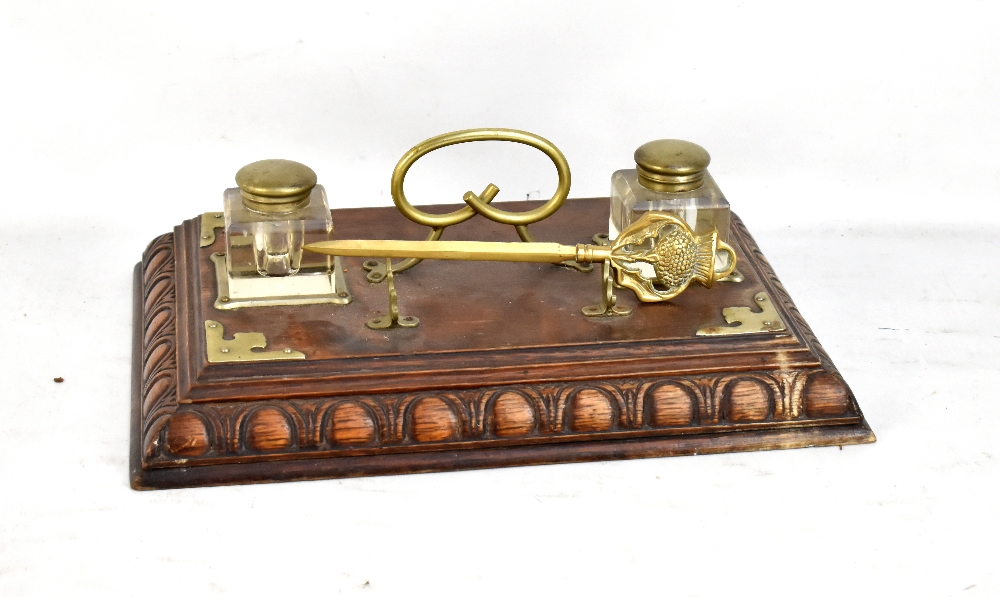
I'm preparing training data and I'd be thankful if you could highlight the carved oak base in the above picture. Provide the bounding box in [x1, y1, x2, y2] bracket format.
[130, 199, 874, 489]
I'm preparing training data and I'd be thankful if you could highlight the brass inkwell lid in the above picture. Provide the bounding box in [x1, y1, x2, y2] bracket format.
[235, 159, 317, 214]
[634, 139, 710, 193]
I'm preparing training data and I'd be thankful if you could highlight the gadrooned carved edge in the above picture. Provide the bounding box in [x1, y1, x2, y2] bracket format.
[146, 367, 858, 467]
[729, 215, 836, 372]
[140, 233, 179, 461]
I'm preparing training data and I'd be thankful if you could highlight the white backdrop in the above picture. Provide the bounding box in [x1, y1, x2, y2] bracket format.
[3, 1, 998, 233]
[2, 1, 999, 595]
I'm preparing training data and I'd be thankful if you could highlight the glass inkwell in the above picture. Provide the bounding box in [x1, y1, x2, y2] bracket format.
[609, 139, 734, 276]
[217, 159, 350, 308]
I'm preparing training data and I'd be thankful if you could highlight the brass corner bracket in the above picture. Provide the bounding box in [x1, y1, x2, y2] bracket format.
[204, 320, 306, 363]
[696, 292, 786, 336]
[200, 212, 225, 247]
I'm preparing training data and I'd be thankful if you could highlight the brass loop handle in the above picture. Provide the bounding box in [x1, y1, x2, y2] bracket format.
[714, 242, 738, 283]
[390, 128, 572, 228]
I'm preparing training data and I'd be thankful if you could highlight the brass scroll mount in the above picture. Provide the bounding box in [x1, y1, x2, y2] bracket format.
[366, 128, 575, 282]
[362, 223, 443, 283]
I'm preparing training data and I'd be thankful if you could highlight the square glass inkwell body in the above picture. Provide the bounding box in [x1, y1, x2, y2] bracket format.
[212, 159, 349, 309]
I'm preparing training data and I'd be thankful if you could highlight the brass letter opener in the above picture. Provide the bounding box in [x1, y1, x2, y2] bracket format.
[305, 213, 737, 302]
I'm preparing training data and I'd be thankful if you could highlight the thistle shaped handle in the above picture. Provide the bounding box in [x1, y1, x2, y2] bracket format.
[609, 213, 737, 302]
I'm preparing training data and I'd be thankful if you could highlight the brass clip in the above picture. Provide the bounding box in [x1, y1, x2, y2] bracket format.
[366, 259, 420, 330]
[582, 259, 632, 317]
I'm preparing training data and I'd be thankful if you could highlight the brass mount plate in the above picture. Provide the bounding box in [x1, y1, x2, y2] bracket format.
[210, 252, 352, 310]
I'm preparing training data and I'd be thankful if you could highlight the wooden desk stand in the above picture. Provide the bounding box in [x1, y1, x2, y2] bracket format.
[130, 198, 874, 489]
